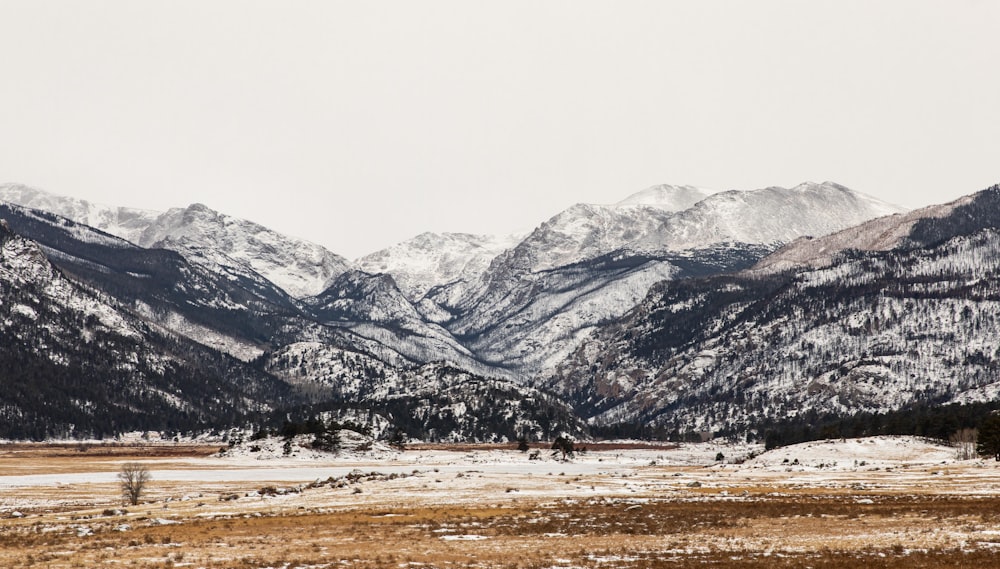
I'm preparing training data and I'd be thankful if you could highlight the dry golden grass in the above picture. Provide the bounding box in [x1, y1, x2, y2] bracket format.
[0, 442, 219, 458]
[409, 441, 680, 452]
[5, 496, 1000, 568]
[0, 442, 220, 477]
[3, 444, 1000, 568]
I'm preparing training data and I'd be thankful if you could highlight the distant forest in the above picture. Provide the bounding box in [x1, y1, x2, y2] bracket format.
[593, 401, 1000, 449]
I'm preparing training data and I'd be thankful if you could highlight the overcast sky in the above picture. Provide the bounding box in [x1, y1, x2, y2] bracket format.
[1, 1, 998, 258]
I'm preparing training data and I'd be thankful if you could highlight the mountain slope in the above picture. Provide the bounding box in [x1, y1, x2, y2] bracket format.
[265, 345, 585, 442]
[0, 184, 350, 298]
[0, 202, 301, 361]
[0, 220, 293, 439]
[614, 184, 711, 209]
[751, 194, 976, 275]
[1, 178, 923, 442]
[652, 182, 901, 251]
[461, 182, 898, 283]
[544, 185, 1000, 436]
[300, 270, 496, 376]
[356, 184, 712, 308]
[0, 213, 576, 443]
[134, 203, 351, 298]
[0, 184, 160, 241]
[356, 232, 523, 304]
[444, 182, 903, 378]
[0, 199, 508, 387]
[451, 244, 771, 376]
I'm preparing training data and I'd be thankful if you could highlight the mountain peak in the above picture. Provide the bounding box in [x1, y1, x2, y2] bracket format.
[614, 184, 711, 211]
[790, 180, 848, 191]
[0, 183, 350, 298]
[186, 202, 215, 213]
[748, 188, 991, 275]
[356, 231, 523, 301]
[0, 182, 42, 201]
[506, 181, 905, 275]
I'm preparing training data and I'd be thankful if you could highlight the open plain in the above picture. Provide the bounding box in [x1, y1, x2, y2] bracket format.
[3, 436, 1000, 568]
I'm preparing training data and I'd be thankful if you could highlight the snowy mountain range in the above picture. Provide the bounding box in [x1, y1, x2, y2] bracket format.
[543, 186, 1000, 437]
[1, 180, 903, 380]
[0, 217, 292, 439]
[18, 178, 996, 442]
[434, 181, 903, 376]
[0, 184, 351, 298]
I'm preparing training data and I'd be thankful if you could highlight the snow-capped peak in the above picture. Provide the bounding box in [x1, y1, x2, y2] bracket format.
[133, 202, 353, 298]
[0, 184, 351, 298]
[356, 231, 524, 301]
[790, 181, 903, 218]
[656, 181, 906, 251]
[492, 181, 904, 276]
[0, 183, 161, 244]
[750, 191, 969, 274]
[614, 184, 712, 211]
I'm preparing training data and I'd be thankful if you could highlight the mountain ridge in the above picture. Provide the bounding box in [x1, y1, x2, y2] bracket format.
[2, 178, 938, 442]
[434, 181, 903, 378]
[0, 184, 351, 298]
[0, 218, 294, 439]
[542, 184, 1000, 436]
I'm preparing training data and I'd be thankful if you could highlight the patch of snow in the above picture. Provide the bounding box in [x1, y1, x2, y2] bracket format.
[752, 195, 968, 275]
[746, 436, 956, 470]
[10, 304, 37, 320]
[356, 232, 524, 301]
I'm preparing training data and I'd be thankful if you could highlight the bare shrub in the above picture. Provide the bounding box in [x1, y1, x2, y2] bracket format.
[118, 462, 152, 506]
[951, 428, 978, 461]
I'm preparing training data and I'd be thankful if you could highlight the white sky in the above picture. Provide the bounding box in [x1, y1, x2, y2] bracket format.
[1, 1, 998, 259]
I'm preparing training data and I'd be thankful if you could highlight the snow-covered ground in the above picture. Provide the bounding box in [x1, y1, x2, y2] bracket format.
[0, 436, 980, 493]
[5, 436, 1000, 569]
[743, 436, 956, 469]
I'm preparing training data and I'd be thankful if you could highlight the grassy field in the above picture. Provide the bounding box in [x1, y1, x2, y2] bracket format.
[2, 439, 1000, 568]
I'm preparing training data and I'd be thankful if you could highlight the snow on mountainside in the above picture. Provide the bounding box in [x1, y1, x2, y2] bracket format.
[751, 194, 973, 274]
[0, 220, 292, 438]
[134, 203, 351, 298]
[265, 341, 400, 400]
[0, 183, 160, 241]
[0, 220, 139, 339]
[0, 214, 582, 441]
[356, 232, 523, 301]
[648, 181, 904, 251]
[485, 185, 709, 277]
[353, 185, 710, 307]
[614, 184, 711, 209]
[456, 254, 683, 374]
[301, 270, 503, 378]
[264, 343, 586, 442]
[480, 182, 901, 277]
[1, 180, 908, 414]
[0, 202, 304, 362]
[544, 185, 1000, 434]
[442, 182, 901, 378]
[0, 184, 350, 298]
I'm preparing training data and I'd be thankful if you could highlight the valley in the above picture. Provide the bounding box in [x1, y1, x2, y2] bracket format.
[3, 6, 995, 567]
[3, 437, 1000, 568]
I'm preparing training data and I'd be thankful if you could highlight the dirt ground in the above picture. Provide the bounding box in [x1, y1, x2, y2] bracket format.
[2, 440, 1000, 568]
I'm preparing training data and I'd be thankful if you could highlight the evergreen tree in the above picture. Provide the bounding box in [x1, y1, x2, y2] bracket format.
[311, 427, 341, 453]
[976, 414, 1000, 461]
